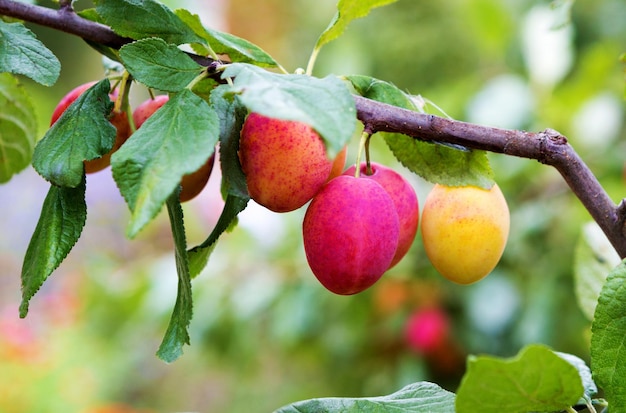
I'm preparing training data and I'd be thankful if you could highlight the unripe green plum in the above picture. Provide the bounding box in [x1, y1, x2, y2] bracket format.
[302, 175, 400, 295]
[133, 95, 215, 202]
[344, 162, 419, 268]
[239, 112, 335, 212]
[51, 81, 130, 174]
[421, 183, 510, 284]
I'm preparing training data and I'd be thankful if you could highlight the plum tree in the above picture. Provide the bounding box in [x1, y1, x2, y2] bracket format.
[302, 175, 400, 295]
[50, 82, 131, 174]
[132, 95, 215, 202]
[239, 112, 337, 212]
[420, 183, 510, 284]
[343, 161, 419, 268]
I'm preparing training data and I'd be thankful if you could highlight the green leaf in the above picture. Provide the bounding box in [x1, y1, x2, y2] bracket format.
[119, 38, 204, 92]
[156, 190, 193, 362]
[111, 89, 219, 238]
[175, 9, 278, 67]
[210, 84, 249, 198]
[0, 73, 37, 183]
[315, 0, 399, 51]
[574, 222, 620, 320]
[274, 381, 455, 413]
[223, 63, 356, 157]
[188, 194, 248, 278]
[94, 0, 204, 45]
[32, 79, 115, 188]
[591, 260, 626, 412]
[555, 352, 598, 403]
[0, 20, 60, 86]
[347, 75, 494, 188]
[455, 344, 584, 413]
[20, 178, 87, 317]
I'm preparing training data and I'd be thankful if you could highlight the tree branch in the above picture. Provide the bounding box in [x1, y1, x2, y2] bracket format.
[2, 0, 625, 257]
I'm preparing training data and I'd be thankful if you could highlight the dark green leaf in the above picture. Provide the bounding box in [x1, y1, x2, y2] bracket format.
[0, 20, 60, 86]
[274, 381, 455, 413]
[223, 63, 356, 157]
[188, 194, 249, 278]
[32, 79, 115, 188]
[0, 73, 37, 183]
[157, 190, 193, 362]
[347, 75, 494, 188]
[175, 9, 278, 67]
[20, 178, 87, 317]
[315, 0, 400, 51]
[456, 344, 584, 413]
[111, 89, 219, 238]
[574, 222, 620, 320]
[591, 260, 626, 411]
[94, 0, 204, 45]
[119, 38, 204, 92]
[210, 84, 248, 198]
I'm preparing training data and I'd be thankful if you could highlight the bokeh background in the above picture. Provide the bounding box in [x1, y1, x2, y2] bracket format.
[0, 0, 625, 411]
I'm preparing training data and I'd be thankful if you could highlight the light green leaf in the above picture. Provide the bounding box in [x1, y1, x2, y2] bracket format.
[591, 259, 626, 412]
[574, 222, 620, 320]
[119, 38, 204, 92]
[20, 178, 87, 317]
[175, 9, 278, 67]
[223, 63, 356, 157]
[94, 0, 204, 45]
[456, 344, 584, 413]
[555, 352, 597, 403]
[0, 20, 60, 86]
[157, 190, 193, 363]
[0, 73, 37, 182]
[111, 89, 219, 238]
[274, 381, 455, 413]
[347, 75, 494, 188]
[315, 0, 399, 50]
[32, 79, 115, 188]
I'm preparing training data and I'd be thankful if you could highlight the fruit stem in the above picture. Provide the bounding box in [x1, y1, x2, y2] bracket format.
[305, 46, 321, 76]
[354, 130, 371, 178]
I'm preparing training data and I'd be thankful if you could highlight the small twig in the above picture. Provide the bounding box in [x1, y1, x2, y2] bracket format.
[1, 0, 624, 257]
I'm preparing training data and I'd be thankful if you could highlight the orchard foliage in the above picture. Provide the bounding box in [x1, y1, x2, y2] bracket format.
[0, 0, 624, 412]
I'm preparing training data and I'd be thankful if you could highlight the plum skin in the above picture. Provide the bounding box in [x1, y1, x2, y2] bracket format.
[420, 183, 510, 284]
[239, 112, 336, 213]
[302, 175, 400, 295]
[344, 162, 419, 268]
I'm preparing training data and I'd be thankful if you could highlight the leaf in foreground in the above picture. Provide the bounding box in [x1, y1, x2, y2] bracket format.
[455, 344, 584, 413]
[274, 381, 455, 413]
[20, 178, 87, 317]
[0, 20, 60, 86]
[591, 259, 626, 412]
[0, 73, 37, 183]
[119, 37, 204, 92]
[32, 79, 115, 188]
[111, 89, 219, 238]
[157, 191, 193, 363]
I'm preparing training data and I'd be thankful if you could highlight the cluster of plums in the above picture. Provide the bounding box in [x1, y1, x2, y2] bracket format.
[51, 82, 214, 202]
[239, 113, 511, 294]
[53, 82, 510, 294]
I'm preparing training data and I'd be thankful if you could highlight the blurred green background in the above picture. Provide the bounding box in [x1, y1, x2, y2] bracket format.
[0, 0, 625, 412]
